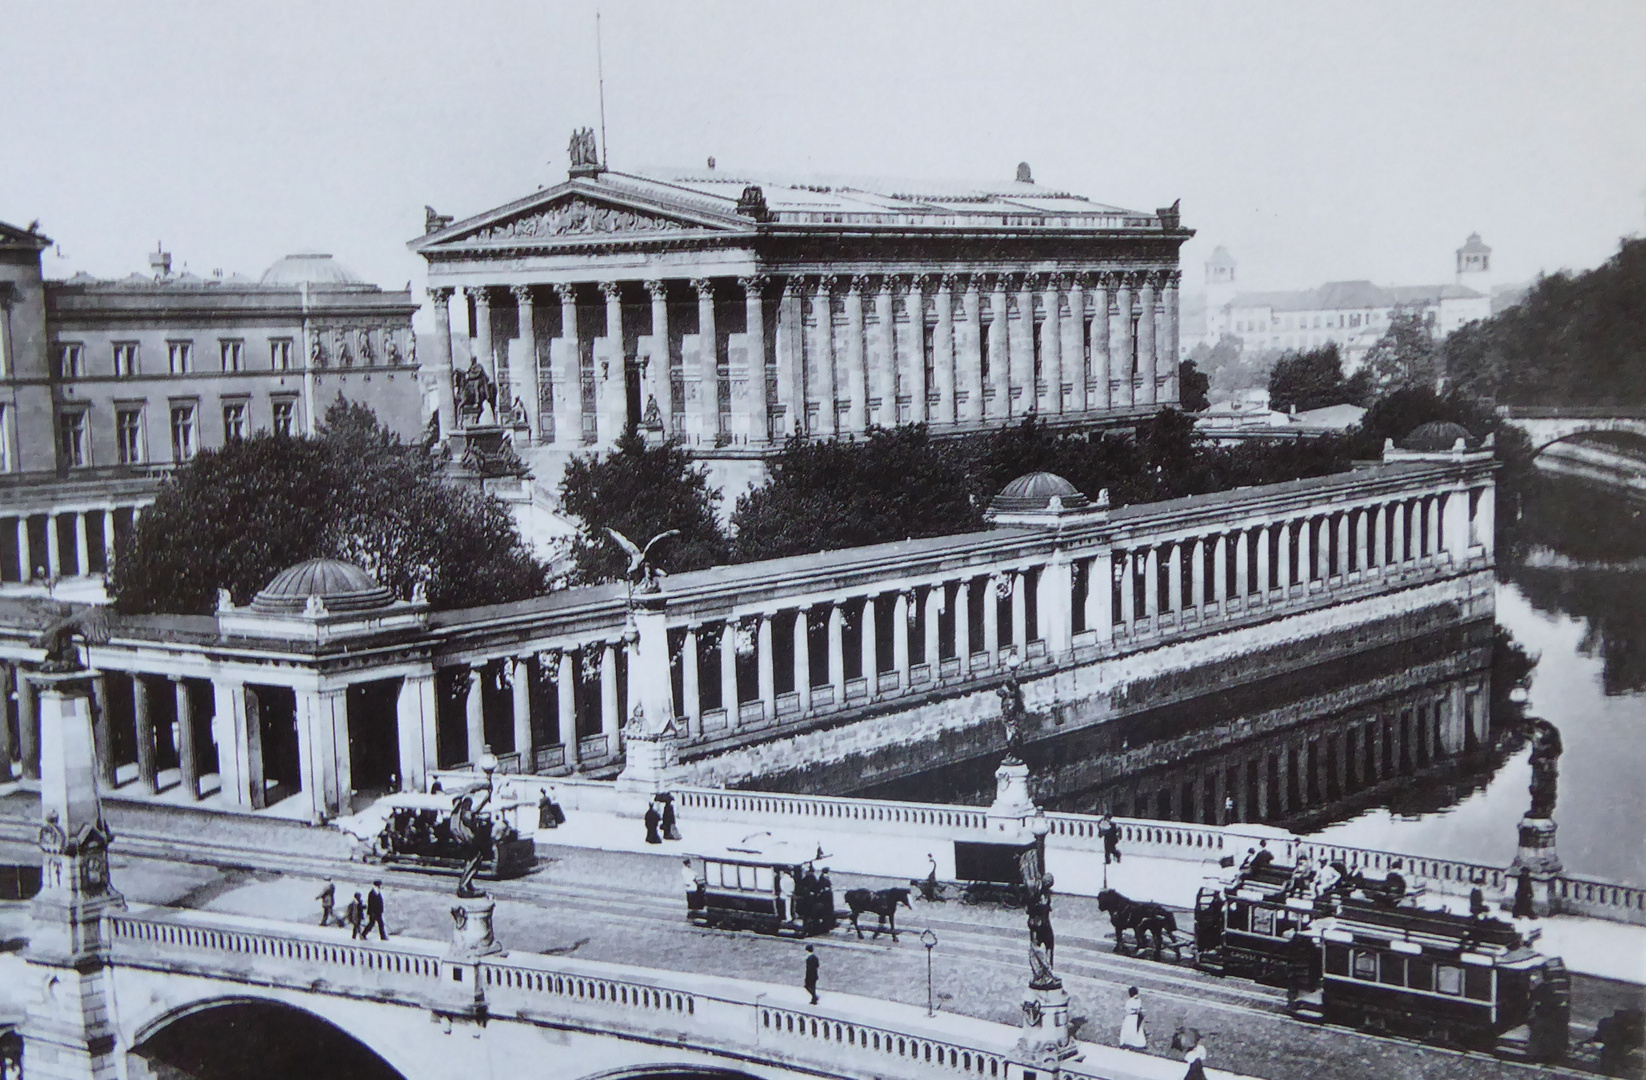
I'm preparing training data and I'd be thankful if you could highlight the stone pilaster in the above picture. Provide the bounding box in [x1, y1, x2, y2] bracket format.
[1113, 277, 1134, 408]
[812, 278, 837, 436]
[844, 278, 869, 433]
[468, 286, 495, 381]
[1066, 275, 1088, 414]
[961, 277, 984, 422]
[1090, 276, 1111, 411]
[934, 275, 956, 425]
[553, 283, 582, 445]
[872, 278, 895, 428]
[428, 287, 457, 438]
[1041, 275, 1063, 415]
[904, 277, 927, 425]
[988, 276, 1011, 419]
[598, 281, 627, 447]
[740, 275, 769, 443]
[1137, 276, 1157, 406]
[692, 278, 718, 444]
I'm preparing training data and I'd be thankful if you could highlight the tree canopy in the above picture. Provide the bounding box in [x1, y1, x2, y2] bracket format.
[558, 428, 729, 584]
[1266, 343, 1369, 412]
[111, 397, 549, 615]
[1363, 308, 1442, 393]
[1177, 359, 1211, 412]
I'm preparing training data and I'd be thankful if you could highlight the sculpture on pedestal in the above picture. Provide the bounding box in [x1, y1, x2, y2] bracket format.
[607, 527, 680, 596]
[996, 666, 1028, 764]
[1527, 719, 1562, 819]
[31, 604, 109, 673]
[456, 358, 497, 427]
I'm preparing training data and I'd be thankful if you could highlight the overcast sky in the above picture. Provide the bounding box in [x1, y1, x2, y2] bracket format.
[5, 0, 1643, 314]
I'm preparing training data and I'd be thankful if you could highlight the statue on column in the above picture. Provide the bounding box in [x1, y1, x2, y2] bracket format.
[996, 667, 1028, 764]
[606, 527, 680, 596]
[1526, 719, 1562, 819]
[455, 357, 497, 426]
[31, 605, 110, 673]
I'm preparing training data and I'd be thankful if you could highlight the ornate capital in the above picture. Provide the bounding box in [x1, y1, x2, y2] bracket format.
[691, 277, 714, 299]
[938, 273, 958, 294]
[876, 276, 895, 296]
[815, 275, 836, 298]
[848, 274, 871, 295]
[907, 274, 928, 296]
[645, 279, 668, 301]
[1164, 268, 1183, 288]
[598, 280, 622, 302]
[427, 286, 455, 305]
[464, 285, 492, 307]
[552, 282, 577, 304]
[737, 274, 768, 295]
[965, 274, 984, 295]
[510, 284, 533, 305]
[1044, 272, 1065, 293]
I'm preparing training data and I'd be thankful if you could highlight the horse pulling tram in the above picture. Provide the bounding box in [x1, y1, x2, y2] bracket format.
[364, 791, 536, 881]
[685, 848, 837, 937]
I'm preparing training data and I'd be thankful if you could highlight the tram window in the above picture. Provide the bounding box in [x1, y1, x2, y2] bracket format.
[1251, 908, 1275, 936]
[1325, 945, 1350, 976]
[1226, 904, 1247, 932]
[755, 867, 774, 891]
[1465, 968, 1493, 1001]
[1436, 964, 1464, 996]
[1379, 955, 1405, 986]
[1351, 951, 1378, 980]
[1407, 957, 1434, 992]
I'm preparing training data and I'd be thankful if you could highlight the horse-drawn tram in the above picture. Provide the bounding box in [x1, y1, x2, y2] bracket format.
[1298, 903, 1569, 1061]
[364, 791, 536, 880]
[685, 848, 837, 937]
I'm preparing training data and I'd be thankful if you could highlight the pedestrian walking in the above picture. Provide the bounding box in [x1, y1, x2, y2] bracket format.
[345, 892, 364, 939]
[1118, 986, 1147, 1049]
[1513, 866, 1536, 918]
[538, 788, 564, 830]
[1099, 813, 1122, 865]
[803, 944, 820, 1005]
[660, 794, 681, 841]
[316, 879, 338, 927]
[1173, 1028, 1207, 1080]
[643, 802, 663, 844]
[362, 881, 388, 940]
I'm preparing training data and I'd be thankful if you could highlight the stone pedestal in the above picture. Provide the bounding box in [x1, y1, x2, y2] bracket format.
[615, 592, 685, 800]
[1015, 978, 1080, 1066]
[615, 729, 684, 800]
[447, 896, 501, 960]
[986, 758, 1035, 839]
[1510, 816, 1562, 916]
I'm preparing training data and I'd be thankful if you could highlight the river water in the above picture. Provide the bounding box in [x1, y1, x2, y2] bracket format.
[864, 472, 1646, 888]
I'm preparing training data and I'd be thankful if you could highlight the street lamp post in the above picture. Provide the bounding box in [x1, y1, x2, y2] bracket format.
[920, 928, 938, 1016]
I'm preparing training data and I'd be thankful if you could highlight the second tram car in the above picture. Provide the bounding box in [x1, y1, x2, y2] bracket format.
[685, 850, 837, 937]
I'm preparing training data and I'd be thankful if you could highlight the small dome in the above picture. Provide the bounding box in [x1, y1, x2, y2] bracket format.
[1399, 421, 1474, 452]
[251, 558, 395, 614]
[991, 472, 1090, 513]
[259, 253, 362, 286]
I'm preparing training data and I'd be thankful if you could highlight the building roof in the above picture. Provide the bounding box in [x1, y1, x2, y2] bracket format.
[260, 253, 362, 286]
[1457, 232, 1491, 255]
[1222, 280, 1484, 313]
[250, 558, 396, 614]
[990, 472, 1090, 513]
[1399, 421, 1474, 452]
[0, 218, 51, 251]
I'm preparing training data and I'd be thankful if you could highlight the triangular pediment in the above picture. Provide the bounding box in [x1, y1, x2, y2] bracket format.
[414, 181, 749, 252]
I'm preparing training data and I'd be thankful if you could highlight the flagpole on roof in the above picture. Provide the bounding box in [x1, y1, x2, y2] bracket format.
[596, 10, 609, 168]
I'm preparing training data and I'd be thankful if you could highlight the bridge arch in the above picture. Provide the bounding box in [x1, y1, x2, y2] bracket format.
[129, 995, 407, 1080]
[577, 1065, 771, 1080]
[1525, 427, 1646, 458]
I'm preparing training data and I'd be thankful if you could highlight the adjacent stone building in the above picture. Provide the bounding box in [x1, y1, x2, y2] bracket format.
[0, 225, 421, 599]
[411, 142, 1192, 495]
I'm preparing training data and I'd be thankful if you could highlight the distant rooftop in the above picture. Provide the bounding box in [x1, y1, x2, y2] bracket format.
[49, 251, 390, 294]
[1224, 279, 1484, 313]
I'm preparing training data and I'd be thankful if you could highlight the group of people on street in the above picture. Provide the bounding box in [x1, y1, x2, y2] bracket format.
[643, 793, 682, 844]
[316, 879, 389, 940]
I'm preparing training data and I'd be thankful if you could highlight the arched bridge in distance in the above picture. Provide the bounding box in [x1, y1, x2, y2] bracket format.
[1496, 405, 1646, 455]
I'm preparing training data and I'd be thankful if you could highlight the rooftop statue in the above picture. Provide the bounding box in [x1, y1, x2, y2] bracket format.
[607, 527, 680, 595]
[569, 127, 600, 170]
[31, 603, 111, 674]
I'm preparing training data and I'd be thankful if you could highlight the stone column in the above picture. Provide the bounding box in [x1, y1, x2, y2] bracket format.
[1162, 274, 1180, 404]
[922, 587, 942, 675]
[962, 278, 984, 421]
[827, 603, 846, 705]
[18, 669, 41, 781]
[1118, 553, 1135, 631]
[469, 286, 495, 381]
[73, 512, 89, 578]
[212, 679, 252, 807]
[679, 628, 701, 736]
[1067, 276, 1088, 414]
[1475, 485, 1495, 556]
[794, 609, 812, 712]
[693, 278, 718, 443]
[558, 653, 580, 766]
[645, 281, 671, 435]
[1191, 538, 1206, 610]
[465, 665, 486, 766]
[0, 667, 17, 781]
[1010, 571, 1028, 654]
[719, 622, 739, 727]
[862, 595, 879, 697]
[394, 673, 435, 795]
[1113, 278, 1134, 408]
[934, 276, 956, 424]
[1042, 275, 1063, 415]
[133, 675, 156, 792]
[554, 283, 581, 444]
[1014, 276, 1035, 414]
[1167, 543, 1184, 616]
[1392, 501, 1407, 564]
[512, 657, 533, 769]
[46, 513, 61, 579]
[1371, 505, 1386, 568]
[296, 688, 349, 821]
[1039, 556, 1073, 655]
[983, 577, 1001, 658]
[1319, 516, 1334, 582]
[600, 642, 620, 751]
[429, 287, 457, 438]
[777, 279, 802, 438]
[1091, 277, 1112, 411]
[757, 614, 775, 722]
[812, 279, 837, 436]
[102, 508, 115, 573]
[599, 281, 627, 445]
[905, 278, 927, 425]
[1353, 509, 1368, 574]
[1212, 535, 1227, 608]
[16, 516, 30, 581]
[844, 278, 868, 432]
[1335, 513, 1350, 578]
[172, 676, 199, 800]
[872, 279, 895, 427]
[988, 277, 1011, 418]
[1137, 277, 1157, 406]
[1239, 530, 1254, 600]
[1144, 547, 1160, 630]
[1087, 552, 1114, 642]
[1294, 518, 1310, 590]
[511, 285, 541, 442]
[741, 276, 769, 443]
[892, 591, 911, 688]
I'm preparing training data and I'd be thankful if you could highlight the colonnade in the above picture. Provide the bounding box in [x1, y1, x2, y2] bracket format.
[427, 269, 1182, 452]
[0, 502, 145, 585]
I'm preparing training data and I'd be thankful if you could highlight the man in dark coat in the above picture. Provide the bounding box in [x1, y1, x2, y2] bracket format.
[644, 802, 663, 844]
[362, 881, 388, 940]
[316, 879, 337, 927]
[345, 892, 364, 939]
[660, 796, 681, 841]
[804, 944, 820, 1004]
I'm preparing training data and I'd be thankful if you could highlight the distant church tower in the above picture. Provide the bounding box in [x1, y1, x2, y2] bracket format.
[1205, 246, 1237, 310]
[1455, 233, 1492, 291]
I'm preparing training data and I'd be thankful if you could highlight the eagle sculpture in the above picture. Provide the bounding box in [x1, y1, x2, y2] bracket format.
[606, 527, 680, 593]
[31, 603, 111, 673]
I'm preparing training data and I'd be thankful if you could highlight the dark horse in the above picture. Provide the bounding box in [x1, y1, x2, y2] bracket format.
[1098, 888, 1181, 959]
[844, 887, 911, 940]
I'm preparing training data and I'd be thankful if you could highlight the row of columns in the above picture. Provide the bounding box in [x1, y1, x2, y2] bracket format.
[426, 269, 1183, 452]
[2, 504, 142, 585]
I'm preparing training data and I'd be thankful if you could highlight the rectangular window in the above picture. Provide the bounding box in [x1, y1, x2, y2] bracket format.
[170, 404, 196, 461]
[59, 411, 88, 467]
[1435, 964, 1464, 996]
[1378, 955, 1405, 986]
[1407, 957, 1434, 993]
[168, 341, 193, 375]
[270, 339, 293, 371]
[0, 404, 10, 472]
[1465, 967, 1493, 1001]
[222, 401, 247, 441]
[271, 398, 295, 437]
[220, 339, 244, 373]
[1250, 907, 1276, 936]
[1324, 944, 1350, 977]
[116, 408, 144, 464]
[1351, 950, 1378, 981]
[57, 343, 85, 378]
[113, 342, 140, 377]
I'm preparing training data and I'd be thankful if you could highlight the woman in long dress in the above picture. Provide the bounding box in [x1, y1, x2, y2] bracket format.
[1119, 986, 1147, 1049]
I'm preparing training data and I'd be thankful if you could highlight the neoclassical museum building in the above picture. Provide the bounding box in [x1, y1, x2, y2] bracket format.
[412, 138, 1192, 493]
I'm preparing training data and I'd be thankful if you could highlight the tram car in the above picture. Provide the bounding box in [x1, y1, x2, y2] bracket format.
[685, 848, 837, 937]
[367, 792, 536, 881]
[1194, 865, 1327, 984]
[1295, 902, 1569, 1061]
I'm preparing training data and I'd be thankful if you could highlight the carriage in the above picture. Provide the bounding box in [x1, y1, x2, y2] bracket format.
[365, 792, 536, 881]
[1194, 864, 1331, 983]
[950, 839, 1036, 905]
[685, 848, 837, 937]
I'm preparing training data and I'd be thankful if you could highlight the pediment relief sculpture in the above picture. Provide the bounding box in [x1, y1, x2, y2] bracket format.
[474, 196, 693, 241]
